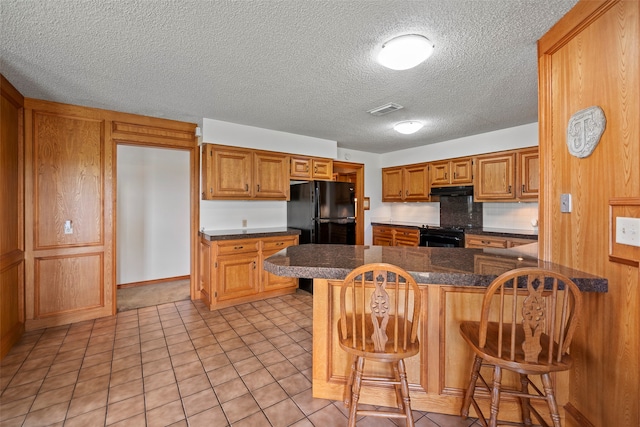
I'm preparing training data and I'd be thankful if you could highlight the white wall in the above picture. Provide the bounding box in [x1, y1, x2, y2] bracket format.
[200, 119, 339, 230]
[117, 146, 190, 284]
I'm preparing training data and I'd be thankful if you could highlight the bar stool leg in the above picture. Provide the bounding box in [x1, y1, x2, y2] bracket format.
[519, 374, 533, 426]
[461, 355, 483, 418]
[489, 366, 502, 427]
[397, 359, 414, 427]
[344, 355, 356, 408]
[348, 356, 365, 427]
[541, 373, 562, 427]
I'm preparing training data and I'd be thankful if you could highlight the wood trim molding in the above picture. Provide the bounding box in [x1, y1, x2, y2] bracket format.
[117, 275, 190, 289]
[564, 403, 596, 427]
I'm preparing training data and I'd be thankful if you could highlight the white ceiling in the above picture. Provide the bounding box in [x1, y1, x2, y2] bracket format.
[0, 0, 578, 154]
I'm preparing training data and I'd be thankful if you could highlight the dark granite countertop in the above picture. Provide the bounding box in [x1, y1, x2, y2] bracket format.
[200, 227, 301, 241]
[263, 244, 607, 292]
[464, 227, 538, 239]
[371, 222, 538, 240]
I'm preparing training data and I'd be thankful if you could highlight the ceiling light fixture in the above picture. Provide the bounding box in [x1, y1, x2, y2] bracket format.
[394, 121, 423, 134]
[377, 34, 434, 70]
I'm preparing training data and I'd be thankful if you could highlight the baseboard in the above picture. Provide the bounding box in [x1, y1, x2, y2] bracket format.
[564, 403, 596, 427]
[117, 275, 190, 289]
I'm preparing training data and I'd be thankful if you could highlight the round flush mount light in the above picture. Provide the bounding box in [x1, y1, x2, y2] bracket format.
[377, 34, 434, 70]
[394, 121, 424, 134]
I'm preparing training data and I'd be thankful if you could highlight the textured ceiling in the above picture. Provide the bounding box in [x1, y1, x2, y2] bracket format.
[0, 0, 578, 154]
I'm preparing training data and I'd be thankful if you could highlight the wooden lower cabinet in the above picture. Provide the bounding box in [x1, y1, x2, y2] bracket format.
[312, 279, 568, 422]
[372, 225, 420, 246]
[200, 234, 298, 309]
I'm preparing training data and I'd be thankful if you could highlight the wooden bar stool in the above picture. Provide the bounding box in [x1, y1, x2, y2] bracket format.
[338, 263, 422, 427]
[459, 268, 583, 427]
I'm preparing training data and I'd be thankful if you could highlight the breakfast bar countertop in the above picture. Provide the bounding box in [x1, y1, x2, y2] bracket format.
[263, 243, 607, 292]
[200, 227, 301, 241]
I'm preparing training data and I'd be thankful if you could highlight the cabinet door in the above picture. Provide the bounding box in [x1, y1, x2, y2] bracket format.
[372, 226, 394, 246]
[312, 158, 333, 180]
[254, 152, 289, 199]
[211, 147, 253, 198]
[216, 252, 260, 301]
[394, 228, 420, 246]
[290, 156, 312, 179]
[430, 161, 451, 186]
[450, 158, 473, 185]
[381, 167, 404, 202]
[474, 154, 515, 201]
[199, 238, 212, 305]
[404, 164, 430, 201]
[262, 236, 298, 291]
[517, 149, 539, 199]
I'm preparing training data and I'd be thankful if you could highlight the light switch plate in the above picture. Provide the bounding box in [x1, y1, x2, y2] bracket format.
[560, 193, 572, 213]
[616, 217, 640, 247]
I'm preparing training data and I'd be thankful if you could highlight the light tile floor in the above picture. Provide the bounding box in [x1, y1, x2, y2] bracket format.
[0, 291, 480, 427]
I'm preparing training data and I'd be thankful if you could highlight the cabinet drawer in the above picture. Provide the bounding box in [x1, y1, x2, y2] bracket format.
[263, 236, 298, 252]
[217, 239, 260, 254]
[465, 234, 508, 249]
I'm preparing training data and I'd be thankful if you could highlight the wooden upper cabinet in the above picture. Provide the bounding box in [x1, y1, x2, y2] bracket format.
[474, 153, 515, 201]
[474, 148, 538, 202]
[289, 155, 333, 180]
[404, 164, 430, 201]
[517, 149, 539, 199]
[430, 158, 473, 186]
[254, 151, 290, 199]
[202, 144, 289, 200]
[381, 167, 404, 202]
[381, 164, 429, 202]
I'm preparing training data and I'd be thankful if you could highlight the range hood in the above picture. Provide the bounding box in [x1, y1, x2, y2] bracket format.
[430, 186, 474, 197]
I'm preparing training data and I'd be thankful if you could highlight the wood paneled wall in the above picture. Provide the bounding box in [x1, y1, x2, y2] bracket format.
[538, 1, 639, 426]
[22, 99, 198, 330]
[1, 75, 25, 358]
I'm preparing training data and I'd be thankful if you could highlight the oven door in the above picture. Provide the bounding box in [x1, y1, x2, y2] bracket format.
[420, 233, 464, 247]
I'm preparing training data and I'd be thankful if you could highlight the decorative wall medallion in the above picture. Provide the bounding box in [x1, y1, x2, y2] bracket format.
[567, 106, 606, 158]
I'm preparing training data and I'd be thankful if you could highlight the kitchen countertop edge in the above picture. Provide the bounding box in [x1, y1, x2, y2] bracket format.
[200, 227, 301, 241]
[371, 222, 538, 240]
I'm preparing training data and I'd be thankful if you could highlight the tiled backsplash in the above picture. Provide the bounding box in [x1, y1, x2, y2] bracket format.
[384, 201, 539, 231]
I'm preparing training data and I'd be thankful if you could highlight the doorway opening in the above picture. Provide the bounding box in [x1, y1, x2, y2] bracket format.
[116, 145, 191, 311]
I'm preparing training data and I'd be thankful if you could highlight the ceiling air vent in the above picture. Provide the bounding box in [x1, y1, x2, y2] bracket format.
[367, 102, 403, 116]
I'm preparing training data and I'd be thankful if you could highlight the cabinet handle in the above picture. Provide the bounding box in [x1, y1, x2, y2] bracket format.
[522, 184, 525, 193]
[508, 185, 512, 192]
[234, 246, 244, 250]
[257, 184, 260, 192]
[306, 165, 309, 172]
[445, 172, 448, 179]
[482, 240, 491, 245]
[276, 242, 284, 246]
[405, 190, 409, 196]
[453, 172, 457, 179]
[314, 166, 318, 173]
[398, 190, 402, 196]
[253, 261, 256, 269]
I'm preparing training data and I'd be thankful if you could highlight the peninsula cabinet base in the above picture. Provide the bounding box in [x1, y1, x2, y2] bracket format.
[311, 278, 569, 424]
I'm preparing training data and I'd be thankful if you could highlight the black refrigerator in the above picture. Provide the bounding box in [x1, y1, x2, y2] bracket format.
[288, 181, 356, 293]
[287, 181, 356, 245]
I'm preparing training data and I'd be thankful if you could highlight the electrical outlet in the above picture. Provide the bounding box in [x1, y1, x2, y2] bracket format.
[242, 219, 247, 228]
[64, 220, 73, 235]
[560, 193, 572, 213]
[616, 217, 640, 247]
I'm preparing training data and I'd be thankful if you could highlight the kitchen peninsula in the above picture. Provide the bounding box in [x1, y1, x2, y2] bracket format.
[263, 244, 607, 422]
